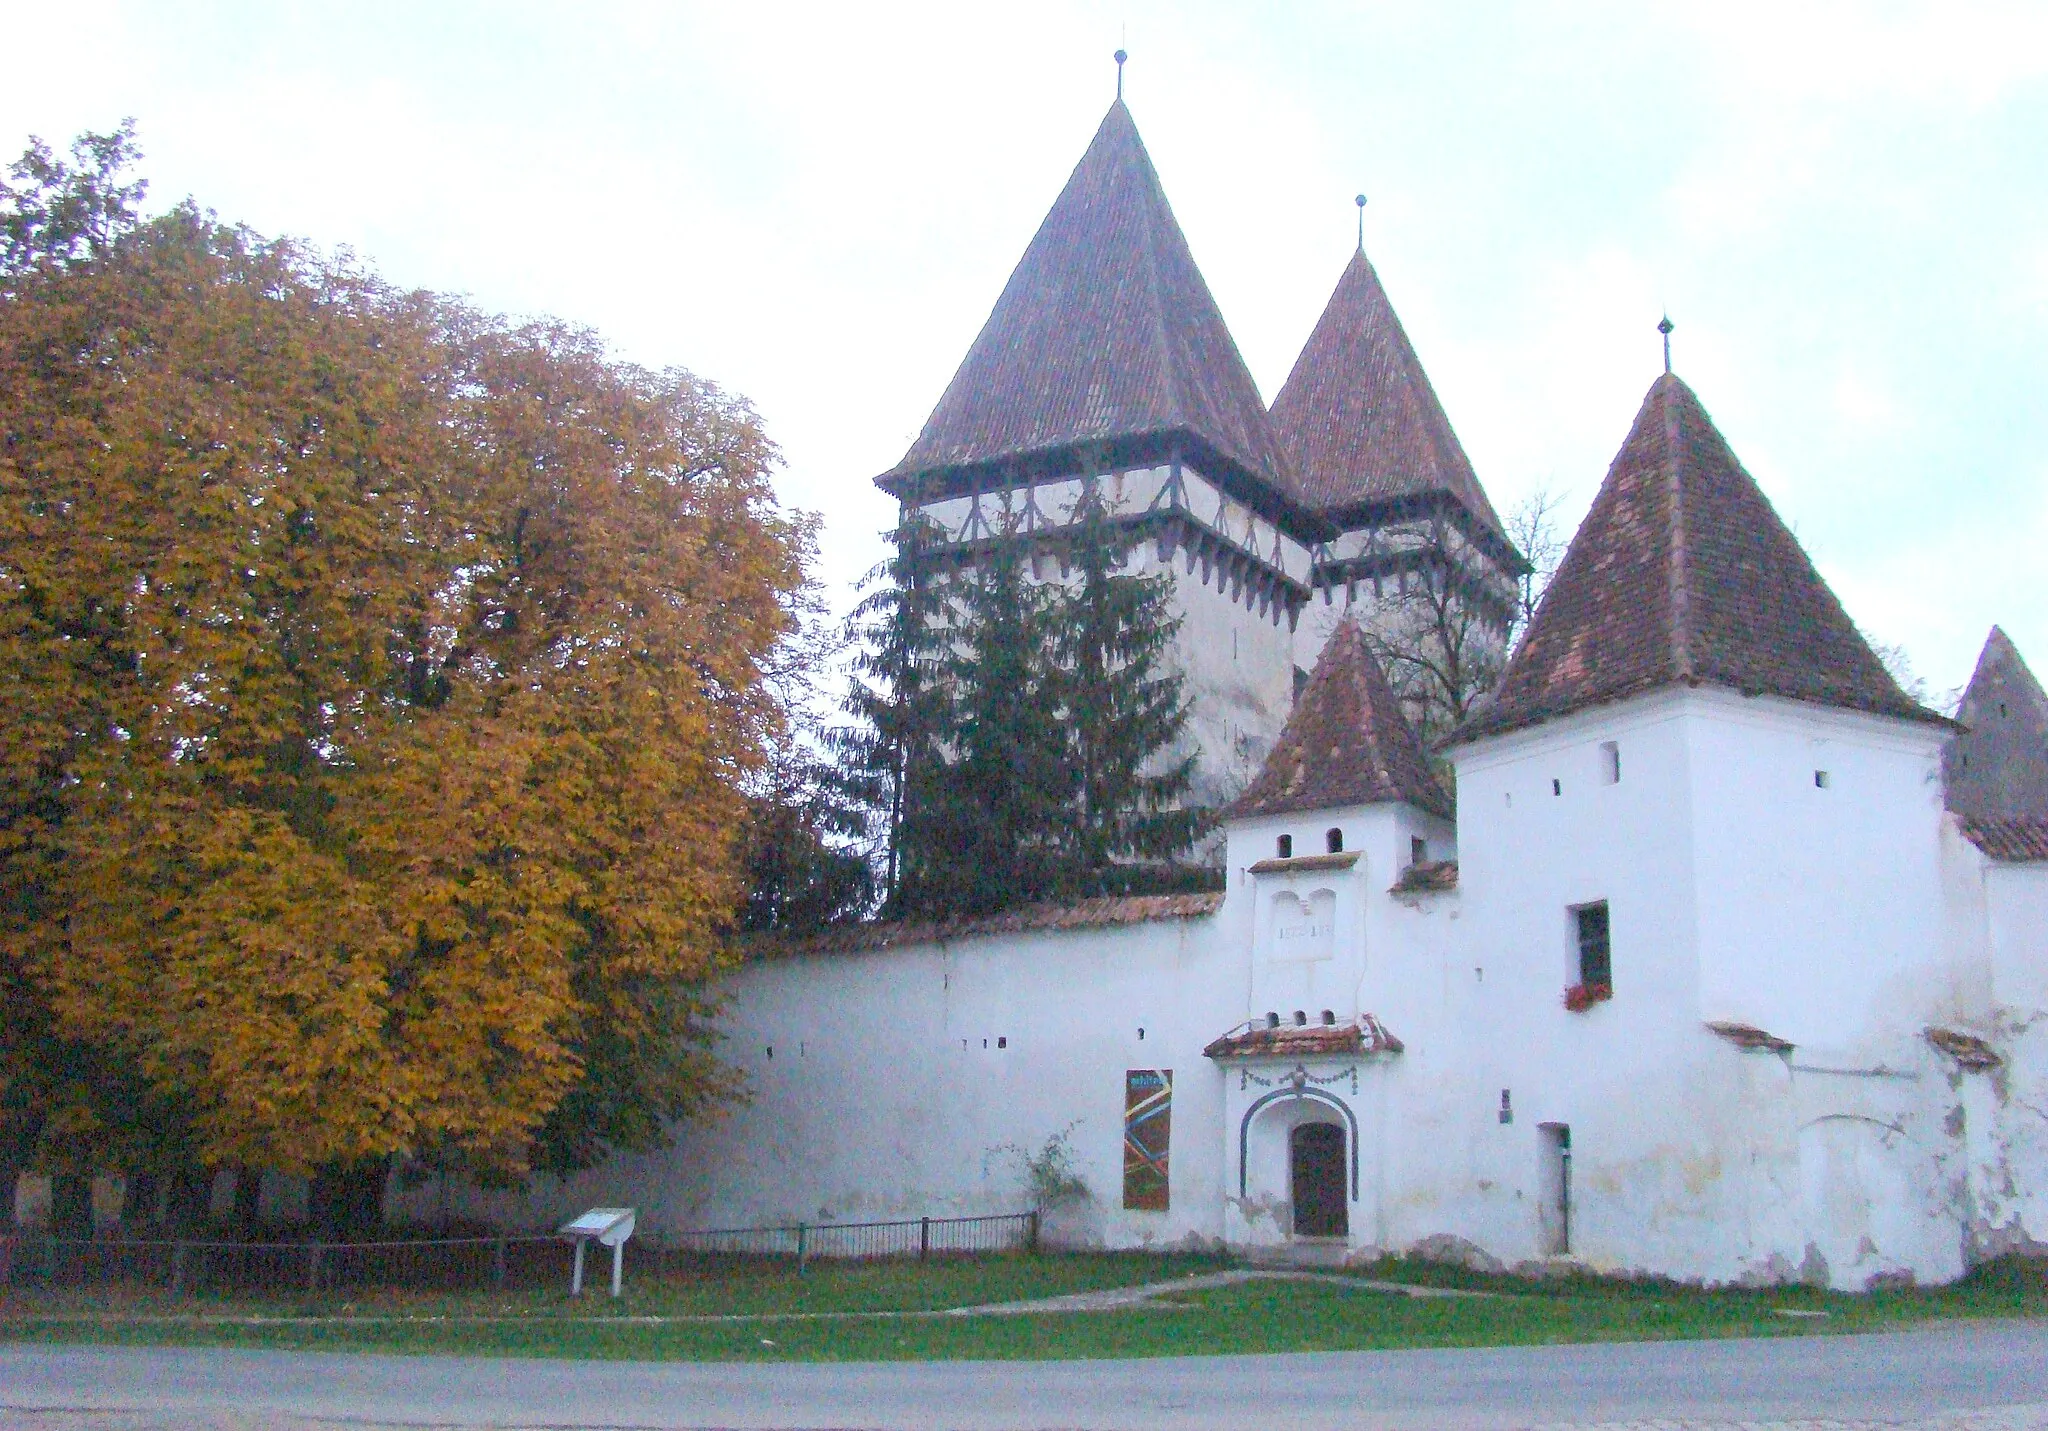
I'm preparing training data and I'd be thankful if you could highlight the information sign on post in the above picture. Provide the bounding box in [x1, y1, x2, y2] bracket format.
[557, 1207, 636, 1298]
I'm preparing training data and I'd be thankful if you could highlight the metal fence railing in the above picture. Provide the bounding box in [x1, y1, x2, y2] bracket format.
[0, 1209, 1038, 1294]
[0, 1234, 571, 1294]
[642, 1210, 1039, 1271]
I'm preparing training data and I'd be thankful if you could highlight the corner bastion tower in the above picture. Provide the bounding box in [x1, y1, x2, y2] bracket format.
[875, 91, 1522, 805]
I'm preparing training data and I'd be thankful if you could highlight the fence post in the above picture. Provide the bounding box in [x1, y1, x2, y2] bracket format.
[919, 1216, 930, 1261]
[1028, 1208, 1040, 1253]
[493, 1236, 506, 1290]
[170, 1242, 186, 1296]
[307, 1242, 322, 1295]
[796, 1222, 808, 1276]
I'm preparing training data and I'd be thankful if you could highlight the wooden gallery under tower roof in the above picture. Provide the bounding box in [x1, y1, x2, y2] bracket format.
[876, 78, 1523, 805]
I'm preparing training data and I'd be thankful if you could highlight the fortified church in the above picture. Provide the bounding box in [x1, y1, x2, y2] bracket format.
[875, 88, 1523, 800]
[419, 88, 2048, 1289]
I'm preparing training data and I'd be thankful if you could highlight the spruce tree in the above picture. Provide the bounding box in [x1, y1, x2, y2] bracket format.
[913, 529, 1071, 916]
[838, 498, 1206, 920]
[1052, 490, 1201, 892]
[837, 513, 952, 917]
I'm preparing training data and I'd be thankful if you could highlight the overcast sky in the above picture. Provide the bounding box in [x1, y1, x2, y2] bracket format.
[6, 2, 2044, 697]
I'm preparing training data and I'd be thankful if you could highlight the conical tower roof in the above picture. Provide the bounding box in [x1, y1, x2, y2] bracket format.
[1945, 627, 2048, 820]
[1455, 373, 1941, 743]
[1227, 620, 1450, 819]
[1270, 247, 1509, 549]
[880, 101, 1287, 494]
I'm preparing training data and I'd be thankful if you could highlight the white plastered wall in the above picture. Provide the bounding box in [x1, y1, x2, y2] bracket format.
[1440, 691, 1979, 1288]
[1442, 693, 1725, 1276]
[393, 911, 1250, 1252]
[1216, 803, 1456, 1250]
[1155, 537, 1296, 809]
[1686, 693, 1949, 1048]
[1938, 820, 2048, 1260]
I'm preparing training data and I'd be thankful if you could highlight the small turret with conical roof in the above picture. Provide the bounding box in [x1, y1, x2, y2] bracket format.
[1454, 371, 1942, 744]
[1228, 619, 1449, 820]
[1946, 627, 2048, 822]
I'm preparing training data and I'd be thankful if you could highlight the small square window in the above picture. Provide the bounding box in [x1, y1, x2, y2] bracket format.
[1552, 779, 1562, 797]
[1276, 833, 1293, 859]
[1411, 836, 1428, 866]
[1574, 901, 1612, 990]
[1599, 741, 1621, 785]
[1814, 770, 1831, 789]
[1326, 827, 1344, 854]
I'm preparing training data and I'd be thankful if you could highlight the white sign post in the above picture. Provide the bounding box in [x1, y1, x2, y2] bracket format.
[558, 1207, 636, 1298]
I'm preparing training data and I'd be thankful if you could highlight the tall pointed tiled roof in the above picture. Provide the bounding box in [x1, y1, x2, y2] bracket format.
[1945, 627, 2048, 820]
[1227, 621, 1450, 819]
[1269, 248, 1508, 545]
[880, 101, 1287, 492]
[1454, 373, 1941, 744]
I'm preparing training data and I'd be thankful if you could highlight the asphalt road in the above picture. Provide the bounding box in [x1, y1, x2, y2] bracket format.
[5, 1323, 2048, 1430]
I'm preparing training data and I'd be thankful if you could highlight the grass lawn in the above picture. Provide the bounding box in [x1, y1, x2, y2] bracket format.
[2, 1251, 2044, 1362]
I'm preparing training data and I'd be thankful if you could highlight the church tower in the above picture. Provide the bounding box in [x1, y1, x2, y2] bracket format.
[877, 95, 1313, 804]
[878, 86, 1518, 803]
[1269, 234, 1525, 704]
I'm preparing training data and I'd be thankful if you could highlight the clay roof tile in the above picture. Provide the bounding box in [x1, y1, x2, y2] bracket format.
[881, 101, 1286, 493]
[1203, 1013, 1405, 1060]
[1269, 247, 1506, 544]
[1958, 816, 2048, 863]
[745, 890, 1223, 959]
[1453, 373, 1942, 744]
[1227, 620, 1450, 819]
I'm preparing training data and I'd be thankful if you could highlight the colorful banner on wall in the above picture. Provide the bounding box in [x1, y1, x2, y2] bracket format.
[1123, 1068, 1173, 1211]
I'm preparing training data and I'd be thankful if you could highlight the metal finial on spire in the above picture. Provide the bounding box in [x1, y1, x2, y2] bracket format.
[1355, 193, 1367, 250]
[1114, 49, 1127, 100]
[1658, 314, 1675, 374]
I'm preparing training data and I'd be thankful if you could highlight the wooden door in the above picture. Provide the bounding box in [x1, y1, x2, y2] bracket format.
[1290, 1122, 1348, 1238]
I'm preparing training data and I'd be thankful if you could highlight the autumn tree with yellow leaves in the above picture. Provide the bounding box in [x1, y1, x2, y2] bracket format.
[0, 126, 807, 1229]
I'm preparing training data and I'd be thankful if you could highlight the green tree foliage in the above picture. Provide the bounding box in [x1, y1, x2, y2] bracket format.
[1054, 491, 1201, 886]
[0, 127, 808, 1207]
[840, 487, 1200, 921]
[0, 119, 147, 275]
[915, 528, 1071, 916]
[837, 512, 951, 916]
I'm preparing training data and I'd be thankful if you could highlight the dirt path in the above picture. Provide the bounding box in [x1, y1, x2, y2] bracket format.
[952, 1266, 1497, 1314]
